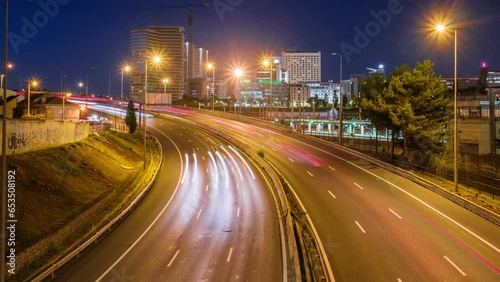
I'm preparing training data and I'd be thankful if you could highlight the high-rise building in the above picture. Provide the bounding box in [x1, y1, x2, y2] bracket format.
[303, 81, 339, 104]
[350, 74, 366, 99]
[185, 43, 210, 97]
[130, 26, 185, 102]
[281, 51, 321, 84]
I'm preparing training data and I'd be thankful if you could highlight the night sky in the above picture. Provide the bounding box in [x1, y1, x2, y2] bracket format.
[1, 0, 499, 96]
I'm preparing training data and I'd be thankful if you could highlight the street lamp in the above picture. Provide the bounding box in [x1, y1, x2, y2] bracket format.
[0, 63, 12, 89]
[206, 62, 215, 111]
[143, 54, 162, 170]
[331, 53, 343, 145]
[162, 78, 169, 94]
[262, 59, 275, 120]
[121, 64, 131, 117]
[26, 79, 39, 117]
[86, 66, 94, 109]
[436, 24, 458, 192]
[62, 92, 71, 121]
[234, 68, 243, 114]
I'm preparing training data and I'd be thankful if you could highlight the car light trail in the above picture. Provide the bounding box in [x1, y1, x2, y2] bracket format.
[220, 146, 243, 181]
[180, 153, 189, 184]
[207, 151, 219, 189]
[276, 141, 323, 166]
[215, 151, 230, 189]
[412, 207, 500, 273]
[192, 152, 198, 184]
[228, 145, 255, 180]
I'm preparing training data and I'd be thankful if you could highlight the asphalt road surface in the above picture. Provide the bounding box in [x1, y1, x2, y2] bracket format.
[182, 110, 500, 282]
[55, 116, 282, 281]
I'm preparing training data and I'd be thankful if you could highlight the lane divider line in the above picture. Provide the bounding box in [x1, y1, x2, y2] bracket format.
[389, 208, 402, 219]
[355, 221, 366, 234]
[226, 247, 233, 262]
[444, 256, 467, 276]
[353, 183, 364, 190]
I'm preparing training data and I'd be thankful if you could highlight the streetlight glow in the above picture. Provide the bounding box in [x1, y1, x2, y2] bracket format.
[431, 21, 459, 193]
[143, 53, 163, 170]
[27, 79, 40, 117]
[206, 61, 216, 111]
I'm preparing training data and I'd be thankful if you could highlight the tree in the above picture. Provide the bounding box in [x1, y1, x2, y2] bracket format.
[125, 100, 137, 134]
[386, 60, 451, 156]
[358, 72, 401, 159]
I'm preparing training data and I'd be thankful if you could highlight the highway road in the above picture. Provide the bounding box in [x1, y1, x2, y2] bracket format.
[175, 109, 500, 282]
[55, 116, 282, 281]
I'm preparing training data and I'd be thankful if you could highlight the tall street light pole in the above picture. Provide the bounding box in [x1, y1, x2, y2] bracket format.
[332, 53, 343, 145]
[143, 55, 161, 170]
[1, 64, 12, 89]
[27, 80, 38, 117]
[436, 25, 458, 193]
[121, 65, 131, 118]
[62, 93, 71, 121]
[2, 0, 9, 278]
[207, 62, 215, 111]
[85, 67, 94, 109]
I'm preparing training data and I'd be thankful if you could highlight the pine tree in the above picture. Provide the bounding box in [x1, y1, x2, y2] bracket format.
[387, 60, 451, 156]
[125, 100, 137, 134]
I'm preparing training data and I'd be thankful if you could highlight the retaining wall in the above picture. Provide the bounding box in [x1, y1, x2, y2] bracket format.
[1, 119, 90, 155]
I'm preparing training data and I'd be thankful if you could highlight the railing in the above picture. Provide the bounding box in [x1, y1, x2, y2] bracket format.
[31, 135, 163, 281]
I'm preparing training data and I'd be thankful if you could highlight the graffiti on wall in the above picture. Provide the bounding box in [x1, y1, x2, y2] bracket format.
[8, 130, 29, 153]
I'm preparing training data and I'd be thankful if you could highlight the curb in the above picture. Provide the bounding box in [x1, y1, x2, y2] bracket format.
[30, 134, 163, 281]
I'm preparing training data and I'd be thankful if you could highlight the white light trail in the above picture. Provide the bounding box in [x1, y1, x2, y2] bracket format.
[215, 150, 230, 189]
[220, 146, 243, 180]
[180, 153, 189, 184]
[207, 151, 219, 188]
[228, 145, 255, 180]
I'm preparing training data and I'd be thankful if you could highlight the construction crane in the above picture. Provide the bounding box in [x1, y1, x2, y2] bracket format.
[136, 3, 210, 98]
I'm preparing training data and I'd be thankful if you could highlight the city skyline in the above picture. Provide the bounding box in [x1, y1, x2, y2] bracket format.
[1, 0, 499, 96]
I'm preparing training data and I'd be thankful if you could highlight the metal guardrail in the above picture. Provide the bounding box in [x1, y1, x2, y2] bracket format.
[31, 135, 163, 281]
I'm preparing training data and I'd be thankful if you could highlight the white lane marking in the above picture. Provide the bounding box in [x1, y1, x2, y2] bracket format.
[237, 183, 240, 190]
[205, 185, 209, 192]
[328, 191, 336, 199]
[355, 221, 366, 233]
[328, 166, 336, 171]
[444, 256, 467, 276]
[288, 158, 295, 162]
[197, 147, 200, 151]
[397, 279, 402, 282]
[237, 207, 240, 218]
[353, 182, 364, 190]
[286, 136, 500, 255]
[389, 208, 402, 219]
[206, 168, 209, 173]
[272, 148, 277, 151]
[96, 126, 183, 281]
[307, 171, 314, 177]
[167, 250, 180, 267]
[226, 247, 234, 262]
[188, 139, 192, 143]
[196, 209, 202, 219]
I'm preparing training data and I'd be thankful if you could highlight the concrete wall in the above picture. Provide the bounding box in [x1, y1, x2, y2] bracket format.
[1, 119, 90, 155]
